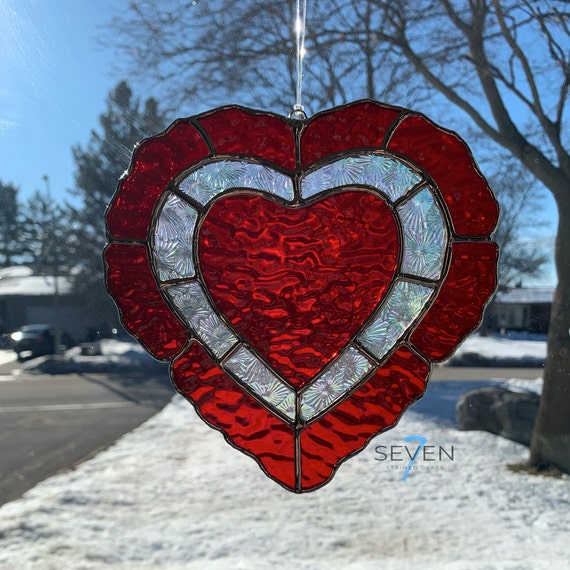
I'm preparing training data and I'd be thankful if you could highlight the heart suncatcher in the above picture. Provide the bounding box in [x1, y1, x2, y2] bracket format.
[104, 100, 499, 492]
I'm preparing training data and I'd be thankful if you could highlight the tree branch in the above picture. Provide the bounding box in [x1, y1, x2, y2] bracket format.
[384, 1, 569, 198]
[490, 0, 563, 153]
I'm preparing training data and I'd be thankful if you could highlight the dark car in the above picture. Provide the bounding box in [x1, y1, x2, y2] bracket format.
[11, 324, 75, 360]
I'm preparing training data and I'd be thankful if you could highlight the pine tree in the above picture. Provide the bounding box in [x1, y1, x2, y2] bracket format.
[71, 81, 166, 334]
[20, 188, 74, 276]
[0, 181, 23, 268]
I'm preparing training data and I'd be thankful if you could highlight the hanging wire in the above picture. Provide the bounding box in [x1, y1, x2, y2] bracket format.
[290, 0, 307, 119]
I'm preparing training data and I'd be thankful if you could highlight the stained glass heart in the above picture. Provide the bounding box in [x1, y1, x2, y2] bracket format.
[199, 190, 399, 387]
[104, 101, 499, 492]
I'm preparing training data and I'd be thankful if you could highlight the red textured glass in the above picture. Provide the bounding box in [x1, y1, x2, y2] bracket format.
[104, 100, 499, 493]
[199, 191, 399, 387]
[300, 347, 429, 490]
[172, 342, 296, 488]
[301, 101, 402, 165]
[104, 243, 187, 360]
[198, 107, 296, 171]
[107, 121, 210, 240]
[410, 241, 499, 361]
[387, 115, 499, 238]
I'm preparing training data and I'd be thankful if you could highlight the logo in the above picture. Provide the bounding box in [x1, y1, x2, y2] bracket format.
[374, 436, 456, 481]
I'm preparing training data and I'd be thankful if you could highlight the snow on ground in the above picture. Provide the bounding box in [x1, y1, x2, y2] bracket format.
[0, 338, 153, 372]
[448, 333, 546, 367]
[0, 335, 567, 569]
[0, 350, 16, 366]
[18, 338, 163, 375]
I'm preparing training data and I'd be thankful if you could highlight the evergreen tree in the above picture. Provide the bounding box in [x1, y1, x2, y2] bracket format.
[0, 181, 23, 268]
[70, 81, 166, 334]
[20, 187, 74, 276]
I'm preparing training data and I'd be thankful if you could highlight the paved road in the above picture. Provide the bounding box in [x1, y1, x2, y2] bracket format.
[0, 358, 174, 506]
[430, 365, 543, 381]
[0, 355, 543, 507]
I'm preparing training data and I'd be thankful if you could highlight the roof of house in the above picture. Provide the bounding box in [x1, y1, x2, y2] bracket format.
[0, 266, 72, 296]
[495, 287, 555, 305]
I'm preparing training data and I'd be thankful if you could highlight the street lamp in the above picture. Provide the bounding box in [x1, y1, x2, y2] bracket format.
[42, 175, 61, 357]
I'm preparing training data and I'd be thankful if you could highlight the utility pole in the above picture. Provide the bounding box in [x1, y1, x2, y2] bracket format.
[42, 175, 61, 357]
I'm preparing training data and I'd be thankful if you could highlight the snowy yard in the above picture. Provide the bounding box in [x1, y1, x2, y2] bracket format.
[0, 349, 16, 367]
[448, 332, 547, 367]
[0, 334, 568, 569]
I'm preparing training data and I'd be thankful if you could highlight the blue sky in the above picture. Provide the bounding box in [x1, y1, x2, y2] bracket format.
[0, 0, 121, 203]
[0, 0, 558, 286]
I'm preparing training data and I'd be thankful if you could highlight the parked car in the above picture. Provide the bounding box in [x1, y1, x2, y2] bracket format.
[11, 324, 75, 360]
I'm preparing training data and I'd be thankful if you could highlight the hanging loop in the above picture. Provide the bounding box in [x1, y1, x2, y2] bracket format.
[290, 103, 307, 120]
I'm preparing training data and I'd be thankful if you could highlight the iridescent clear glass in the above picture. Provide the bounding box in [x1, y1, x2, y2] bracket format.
[300, 345, 375, 421]
[358, 280, 435, 360]
[153, 192, 198, 281]
[398, 187, 447, 280]
[166, 281, 238, 358]
[301, 153, 422, 201]
[225, 345, 296, 420]
[178, 160, 294, 204]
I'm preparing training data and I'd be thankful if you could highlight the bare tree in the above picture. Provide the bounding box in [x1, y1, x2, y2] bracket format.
[366, 0, 570, 475]
[105, 0, 415, 114]
[106, 0, 570, 473]
[486, 156, 550, 290]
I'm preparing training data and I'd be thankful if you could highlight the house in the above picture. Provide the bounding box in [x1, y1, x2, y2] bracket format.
[0, 266, 85, 340]
[492, 287, 554, 334]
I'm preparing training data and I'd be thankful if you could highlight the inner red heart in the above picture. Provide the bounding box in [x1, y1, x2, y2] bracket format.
[198, 190, 399, 388]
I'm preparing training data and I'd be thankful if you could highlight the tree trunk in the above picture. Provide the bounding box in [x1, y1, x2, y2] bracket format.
[529, 192, 570, 472]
